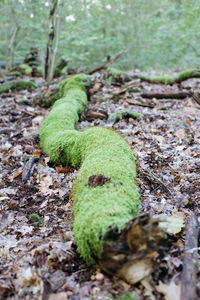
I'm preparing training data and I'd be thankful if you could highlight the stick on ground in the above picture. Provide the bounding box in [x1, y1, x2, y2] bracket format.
[181, 214, 199, 300]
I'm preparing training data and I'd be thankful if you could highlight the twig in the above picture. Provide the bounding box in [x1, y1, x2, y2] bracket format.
[181, 214, 199, 300]
[141, 91, 190, 99]
[190, 90, 200, 106]
[22, 157, 39, 182]
[140, 168, 173, 194]
[127, 99, 154, 108]
[87, 51, 124, 75]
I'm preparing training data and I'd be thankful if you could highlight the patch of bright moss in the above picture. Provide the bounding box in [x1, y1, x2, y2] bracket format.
[139, 75, 173, 85]
[110, 293, 136, 300]
[36, 66, 43, 75]
[176, 68, 200, 82]
[0, 80, 37, 94]
[55, 66, 65, 75]
[40, 74, 140, 263]
[108, 110, 142, 122]
[9, 71, 22, 77]
[19, 63, 32, 75]
[28, 213, 43, 227]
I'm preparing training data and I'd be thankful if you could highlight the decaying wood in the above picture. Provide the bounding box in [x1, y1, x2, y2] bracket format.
[181, 214, 199, 300]
[140, 91, 190, 99]
[127, 99, 154, 108]
[55, 57, 68, 71]
[190, 90, 200, 106]
[22, 157, 39, 182]
[101, 214, 171, 284]
[83, 109, 108, 121]
[87, 51, 124, 75]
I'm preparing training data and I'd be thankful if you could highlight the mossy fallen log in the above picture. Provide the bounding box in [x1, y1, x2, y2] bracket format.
[139, 68, 200, 85]
[40, 74, 170, 283]
[0, 80, 37, 94]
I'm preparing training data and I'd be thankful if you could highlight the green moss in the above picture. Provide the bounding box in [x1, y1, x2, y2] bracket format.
[139, 68, 200, 85]
[28, 213, 43, 227]
[108, 110, 142, 122]
[107, 67, 126, 77]
[36, 66, 43, 75]
[9, 71, 22, 77]
[40, 74, 140, 263]
[0, 80, 37, 94]
[110, 293, 136, 300]
[139, 75, 173, 84]
[55, 66, 65, 75]
[175, 68, 200, 82]
[19, 63, 32, 75]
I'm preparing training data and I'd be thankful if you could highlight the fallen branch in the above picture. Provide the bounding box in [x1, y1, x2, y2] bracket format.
[140, 91, 190, 99]
[87, 51, 124, 75]
[190, 90, 200, 106]
[140, 168, 173, 195]
[127, 99, 154, 108]
[22, 157, 39, 182]
[40, 74, 172, 283]
[139, 69, 200, 85]
[181, 214, 199, 300]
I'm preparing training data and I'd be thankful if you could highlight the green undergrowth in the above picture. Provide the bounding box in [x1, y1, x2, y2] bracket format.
[0, 80, 37, 93]
[40, 74, 140, 263]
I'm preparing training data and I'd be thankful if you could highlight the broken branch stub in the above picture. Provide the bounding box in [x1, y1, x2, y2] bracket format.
[40, 73, 172, 283]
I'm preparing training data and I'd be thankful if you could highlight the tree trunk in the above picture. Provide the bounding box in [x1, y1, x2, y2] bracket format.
[44, 0, 58, 81]
[48, 0, 64, 81]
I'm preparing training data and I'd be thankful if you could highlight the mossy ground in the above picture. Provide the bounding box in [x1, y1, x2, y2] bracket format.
[40, 74, 140, 263]
[0, 80, 37, 94]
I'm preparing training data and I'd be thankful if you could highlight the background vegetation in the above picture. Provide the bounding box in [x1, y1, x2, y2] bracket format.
[1, 0, 200, 71]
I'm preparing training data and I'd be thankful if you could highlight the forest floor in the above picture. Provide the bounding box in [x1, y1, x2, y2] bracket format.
[0, 71, 199, 300]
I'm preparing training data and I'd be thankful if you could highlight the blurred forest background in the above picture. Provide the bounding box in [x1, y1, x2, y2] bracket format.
[1, 0, 200, 72]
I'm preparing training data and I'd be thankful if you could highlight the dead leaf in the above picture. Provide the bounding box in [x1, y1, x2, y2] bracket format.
[156, 280, 181, 300]
[49, 292, 68, 300]
[8, 168, 23, 182]
[160, 212, 185, 234]
[39, 175, 54, 195]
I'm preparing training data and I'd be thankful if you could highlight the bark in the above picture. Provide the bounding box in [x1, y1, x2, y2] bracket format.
[141, 91, 190, 99]
[87, 51, 124, 75]
[48, 0, 64, 81]
[44, 0, 58, 81]
[6, 25, 20, 71]
[181, 214, 199, 300]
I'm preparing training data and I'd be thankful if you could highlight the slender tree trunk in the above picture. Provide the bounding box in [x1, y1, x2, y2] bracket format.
[44, 0, 58, 81]
[8, 25, 20, 70]
[48, 0, 64, 81]
[177, 0, 182, 18]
